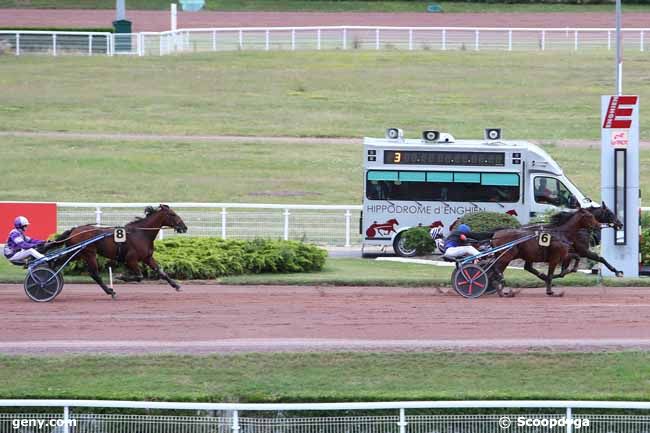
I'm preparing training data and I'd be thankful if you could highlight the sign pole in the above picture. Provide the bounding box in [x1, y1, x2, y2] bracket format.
[615, 0, 622, 95]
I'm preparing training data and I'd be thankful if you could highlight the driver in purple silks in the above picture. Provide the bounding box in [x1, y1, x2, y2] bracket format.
[3, 216, 45, 263]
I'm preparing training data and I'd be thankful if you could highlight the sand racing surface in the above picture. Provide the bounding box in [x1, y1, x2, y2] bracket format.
[2, 283, 650, 354]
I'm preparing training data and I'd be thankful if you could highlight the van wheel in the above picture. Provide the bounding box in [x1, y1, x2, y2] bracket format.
[393, 232, 417, 257]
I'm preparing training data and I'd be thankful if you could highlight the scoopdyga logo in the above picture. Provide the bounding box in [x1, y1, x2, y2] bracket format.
[611, 130, 629, 147]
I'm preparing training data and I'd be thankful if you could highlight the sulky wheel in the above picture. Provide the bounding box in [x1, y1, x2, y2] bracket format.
[452, 264, 489, 299]
[24, 266, 63, 302]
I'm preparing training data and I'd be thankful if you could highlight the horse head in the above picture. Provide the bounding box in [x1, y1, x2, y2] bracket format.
[156, 204, 188, 233]
[592, 201, 623, 230]
[574, 208, 602, 231]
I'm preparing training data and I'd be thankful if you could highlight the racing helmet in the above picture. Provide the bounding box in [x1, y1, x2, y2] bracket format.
[14, 216, 30, 229]
[457, 224, 471, 234]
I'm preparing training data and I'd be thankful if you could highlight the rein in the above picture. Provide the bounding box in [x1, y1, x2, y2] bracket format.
[52, 225, 176, 243]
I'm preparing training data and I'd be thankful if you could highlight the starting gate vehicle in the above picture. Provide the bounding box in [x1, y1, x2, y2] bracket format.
[362, 128, 596, 257]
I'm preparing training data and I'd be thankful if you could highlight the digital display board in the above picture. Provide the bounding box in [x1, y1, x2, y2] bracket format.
[384, 150, 505, 166]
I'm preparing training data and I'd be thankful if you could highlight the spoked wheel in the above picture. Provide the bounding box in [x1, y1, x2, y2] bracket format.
[24, 266, 63, 302]
[452, 264, 489, 299]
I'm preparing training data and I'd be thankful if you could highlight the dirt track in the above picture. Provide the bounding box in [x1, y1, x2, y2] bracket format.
[2, 10, 650, 32]
[3, 283, 650, 355]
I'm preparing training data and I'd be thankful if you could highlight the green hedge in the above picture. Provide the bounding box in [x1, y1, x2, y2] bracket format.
[458, 211, 521, 232]
[64, 238, 327, 279]
[402, 226, 436, 256]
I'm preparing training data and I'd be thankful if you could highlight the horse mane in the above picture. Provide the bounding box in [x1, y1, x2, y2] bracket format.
[126, 205, 161, 226]
[548, 211, 575, 227]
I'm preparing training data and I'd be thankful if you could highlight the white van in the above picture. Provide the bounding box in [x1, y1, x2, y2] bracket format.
[362, 129, 596, 256]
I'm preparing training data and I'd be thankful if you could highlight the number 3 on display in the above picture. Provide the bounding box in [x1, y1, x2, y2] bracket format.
[114, 227, 127, 243]
[393, 152, 401, 163]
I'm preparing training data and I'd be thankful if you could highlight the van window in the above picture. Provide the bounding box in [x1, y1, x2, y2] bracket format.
[533, 177, 578, 208]
[366, 171, 520, 202]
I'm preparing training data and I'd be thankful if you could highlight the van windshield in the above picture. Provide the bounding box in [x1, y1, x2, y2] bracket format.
[366, 170, 520, 203]
[533, 176, 579, 208]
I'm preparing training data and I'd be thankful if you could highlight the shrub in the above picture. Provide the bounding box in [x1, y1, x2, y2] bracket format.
[459, 211, 521, 232]
[402, 226, 436, 256]
[62, 238, 327, 279]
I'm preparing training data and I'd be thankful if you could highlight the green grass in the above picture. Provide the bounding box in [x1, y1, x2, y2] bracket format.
[1, 135, 650, 203]
[2, 352, 650, 401]
[1, 51, 649, 140]
[2, 0, 649, 12]
[3, 257, 648, 286]
[220, 257, 650, 287]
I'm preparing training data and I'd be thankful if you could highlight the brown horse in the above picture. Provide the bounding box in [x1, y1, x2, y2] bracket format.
[50, 204, 187, 298]
[490, 208, 601, 297]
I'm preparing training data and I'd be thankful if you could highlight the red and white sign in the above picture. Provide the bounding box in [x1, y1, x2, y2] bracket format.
[603, 95, 638, 129]
[0, 202, 58, 241]
[611, 130, 629, 147]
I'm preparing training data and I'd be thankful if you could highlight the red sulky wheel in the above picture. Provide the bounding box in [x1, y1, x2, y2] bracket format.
[452, 264, 489, 299]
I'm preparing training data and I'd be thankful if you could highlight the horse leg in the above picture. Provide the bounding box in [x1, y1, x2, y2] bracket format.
[114, 250, 144, 283]
[554, 253, 581, 278]
[524, 261, 548, 282]
[545, 256, 565, 297]
[583, 250, 624, 277]
[143, 255, 181, 291]
[84, 253, 116, 299]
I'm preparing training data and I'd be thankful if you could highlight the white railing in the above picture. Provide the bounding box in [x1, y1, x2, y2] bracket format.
[0, 30, 113, 56]
[57, 202, 362, 247]
[2, 399, 650, 433]
[2, 27, 649, 56]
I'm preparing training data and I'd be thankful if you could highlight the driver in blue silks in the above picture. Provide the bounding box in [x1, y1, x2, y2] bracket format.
[442, 224, 492, 260]
[3, 216, 46, 263]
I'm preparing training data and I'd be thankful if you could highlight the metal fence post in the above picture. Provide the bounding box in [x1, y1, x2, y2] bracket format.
[283, 208, 290, 240]
[345, 209, 351, 247]
[221, 208, 227, 239]
[408, 29, 413, 50]
[231, 410, 240, 433]
[343, 28, 347, 49]
[95, 207, 103, 226]
[265, 29, 270, 51]
[574, 30, 578, 51]
[641, 31, 645, 52]
[212, 30, 217, 51]
[375, 28, 380, 50]
[88, 34, 93, 56]
[317, 28, 321, 50]
[442, 28, 446, 50]
[291, 29, 296, 50]
[63, 405, 70, 433]
[15, 32, 19, 56]
[608, 30, 611, 50]
[138, 33, 144, 56]
[398, 408, 407, 433]
[239, 29, 243, 50]
[474, 29, 479, 50]
[53, 33, 57, 56]
[508, 30, 512, 51]
[566, 407, 573, 433]
[541, 30, 545, 51]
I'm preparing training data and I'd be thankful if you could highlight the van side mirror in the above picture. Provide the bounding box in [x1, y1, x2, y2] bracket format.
[569, 196, 579, 209]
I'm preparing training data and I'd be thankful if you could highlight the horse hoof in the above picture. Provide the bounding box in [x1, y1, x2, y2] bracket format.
[175, 286, 182, 292]
[546, 290, 564, 297]
[111, 292, 117, 300]
[616, 271, 624, 278]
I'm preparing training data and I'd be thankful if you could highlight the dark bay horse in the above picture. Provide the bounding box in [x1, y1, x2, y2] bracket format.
[546, 202, 623, 277]
[51, 204, 187, 298]
[490, 208, 601, 297]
